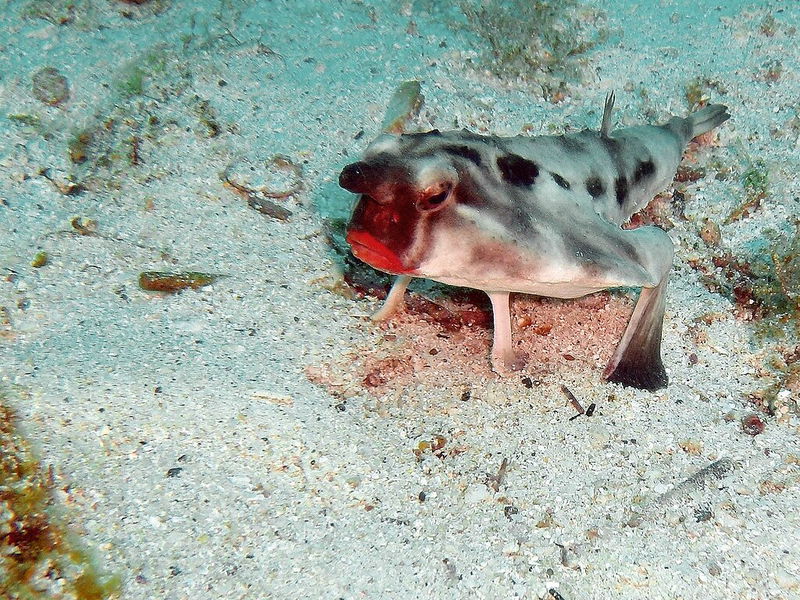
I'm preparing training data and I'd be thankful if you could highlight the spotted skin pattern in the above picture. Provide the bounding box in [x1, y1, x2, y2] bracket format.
[339, 96, 730, 390]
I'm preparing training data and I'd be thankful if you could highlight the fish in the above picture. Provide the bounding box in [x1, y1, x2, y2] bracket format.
[338, 94, 730, 391]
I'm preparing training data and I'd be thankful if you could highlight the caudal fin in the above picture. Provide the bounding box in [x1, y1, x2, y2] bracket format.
[688, 104, 730, 139]
[603, 277, 669, 391]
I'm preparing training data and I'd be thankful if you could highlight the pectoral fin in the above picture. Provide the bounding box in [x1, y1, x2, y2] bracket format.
[602, 275, 669, 391]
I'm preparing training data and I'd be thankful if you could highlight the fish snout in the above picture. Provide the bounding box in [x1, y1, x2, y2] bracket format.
[339, 161, 383, 194]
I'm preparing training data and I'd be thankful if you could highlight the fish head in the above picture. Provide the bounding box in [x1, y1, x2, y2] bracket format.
[339, 132, 460, 276]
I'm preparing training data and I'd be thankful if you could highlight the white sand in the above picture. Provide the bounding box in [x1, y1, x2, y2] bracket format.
[1, 0, 799, 598]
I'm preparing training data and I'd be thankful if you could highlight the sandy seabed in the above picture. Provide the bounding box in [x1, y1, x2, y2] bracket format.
[1, 1, 799, 598]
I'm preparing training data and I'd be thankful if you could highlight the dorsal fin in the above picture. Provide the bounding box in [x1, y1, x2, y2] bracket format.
[600, 91, 615, 138]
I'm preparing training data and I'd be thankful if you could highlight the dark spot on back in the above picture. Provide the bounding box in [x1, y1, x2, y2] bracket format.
[559, 136, 586, 153]
[633, 159, 655, 183]
[586, 175, 605, 198]
[615, 176, 629, 205]
[552, 172, 570, 189]
[496, 153, 539, 187]
[442, 145, 483, 167]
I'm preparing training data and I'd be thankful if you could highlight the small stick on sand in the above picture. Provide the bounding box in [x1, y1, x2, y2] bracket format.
[487, 457, 509, 492]
[561, 385, 585, 420]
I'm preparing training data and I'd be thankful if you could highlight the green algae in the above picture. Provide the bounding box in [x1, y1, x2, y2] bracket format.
[460, 0, 608, 82]
[705, 226, 800, 417]
[7, 114, 42, 128]
[0, 390, 121, 600]
[700, 226, 799, 324]
[742, 159, 769, 198]
[725, 159, 770, 224]
[112, 47, 168, 98]
[410, 0, 608, 96]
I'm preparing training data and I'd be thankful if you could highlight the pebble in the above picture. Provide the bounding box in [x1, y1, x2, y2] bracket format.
[502, 541, 519, 555]
[464, 483, 490, 503]
[31, 66, 70, 106]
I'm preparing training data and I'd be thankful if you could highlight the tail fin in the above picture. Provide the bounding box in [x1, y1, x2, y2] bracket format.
[688, 104, 730, 138]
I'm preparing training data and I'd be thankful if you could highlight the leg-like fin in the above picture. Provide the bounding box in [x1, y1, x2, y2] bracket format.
[600, 91, 616, 138]
[371, 275, 412, 321]
[487, 291, 526, 374]
[603, 276, 669, 391]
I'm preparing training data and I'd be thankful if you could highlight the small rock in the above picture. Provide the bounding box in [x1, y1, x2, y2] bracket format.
[741, 413, 765, 436]
[502, 541, 519, 555]
[698, 218, 722, 246]
[464, 483, 490, 503]
[694, 505, 713, 522]
[32, 66, 70, 106]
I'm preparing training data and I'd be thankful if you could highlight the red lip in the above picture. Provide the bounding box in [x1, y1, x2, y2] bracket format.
[346, 230, 412, 274]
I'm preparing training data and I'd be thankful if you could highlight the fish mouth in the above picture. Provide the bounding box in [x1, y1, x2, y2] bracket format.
[346, 230, 413, 275]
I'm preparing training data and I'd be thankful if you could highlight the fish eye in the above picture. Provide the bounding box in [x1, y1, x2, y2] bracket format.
[416, 182, 453, 212]
[428, 190, 448, 205]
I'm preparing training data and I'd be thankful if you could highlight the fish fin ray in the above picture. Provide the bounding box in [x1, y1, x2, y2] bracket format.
[600, 91, 616, 138]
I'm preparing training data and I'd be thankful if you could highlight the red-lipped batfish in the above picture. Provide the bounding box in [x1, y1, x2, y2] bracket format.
[339, 94, 729, 390]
